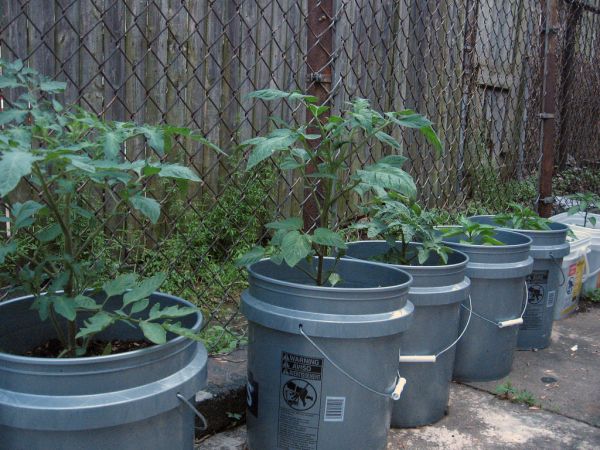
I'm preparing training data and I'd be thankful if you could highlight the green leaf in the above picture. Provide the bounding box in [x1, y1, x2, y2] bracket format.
[148, 305, 198, 320]
[39, 80, 67, 93]
[281, 230, 312, 267]
[75, 295, 100, 310]
[159, 164, 201, 182]
[377, 155, 408, 168]
[0, 151, 43, 197]
[76, 312, 115, 338]
[123, 273, 166, 306]
[0, 242, 17, 264]
[246, 129, 298, 170]
[139, 321, 167, 344]
[12, 200, 44, 229]
[163, 322, 201, 341]
[36, 223, 62, 242]
[356, 164, 417, 199]
[328, 272, 341, 287]
[103, 273, 138, 298]
[235, 246, 266, 267]
[31, 296, 51, 321]
[247, 89, 316, 103]
[0, 75, 22, 89]
[102, 131, 123, 161]
[0, 109, 28, 126]
[374, 131, 401, 149]
[130, 298, 149, 314]
[141, 126, 165, 155]
[311, 228, 348, 249]
[129, 195, 161, 224]
[266, 217, 303, 231]
[280, 156, 305, 170]
[53, 297, 76, 321]
[589, 217, 597, 226]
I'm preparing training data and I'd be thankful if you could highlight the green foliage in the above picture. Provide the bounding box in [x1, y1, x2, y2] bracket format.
[236, 89, 441, 285]
[353, 195, 451, 265]
[494, 381, 540, 407]
[440, 216, 504, 246]
[200, 325, 247, 354]
[494, 203, 552, 231]
[553, 166, 600, 196]
[584, 289, 600, 303]
[0, 60, 220, 357]
[566, 192, 599, 227]
[466, 166, 538, 211]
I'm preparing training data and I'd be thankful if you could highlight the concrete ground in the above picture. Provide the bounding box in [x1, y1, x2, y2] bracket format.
[196, 302, 600, 449]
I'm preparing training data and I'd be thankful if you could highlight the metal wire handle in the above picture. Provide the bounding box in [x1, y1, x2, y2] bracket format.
[460, 280, 528, 328]
[298, 324, 406, 400]
[550, 253, 567, 287]
[177, 393, 208, 431]
[399, 294, 473, 364]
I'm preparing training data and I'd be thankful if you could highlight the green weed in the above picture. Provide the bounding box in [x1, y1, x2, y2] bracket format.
[494, 381, 540, 407]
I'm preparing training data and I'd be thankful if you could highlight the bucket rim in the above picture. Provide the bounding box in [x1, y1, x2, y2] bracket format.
[469, 214, 570, 234]
[439, 226, 533, 249]
[247, 256, 413, 293]
[345, 240, 469, 270]
[0, 292, 202, 365]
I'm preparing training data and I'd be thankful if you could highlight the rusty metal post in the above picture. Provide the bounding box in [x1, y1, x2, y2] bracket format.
[303, 0, 333, 230]
[537, 0, 561, 218]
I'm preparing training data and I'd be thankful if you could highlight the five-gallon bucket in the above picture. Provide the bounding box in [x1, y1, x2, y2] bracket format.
[442, 229, 533, 382]
[553, 231, 591, 319]
[551, 212, 600, 294]
[469, 215, 570, 350]
[345, 241, 470, 428]
[241, 257, 414, 450]
[0, 293, 207, 450]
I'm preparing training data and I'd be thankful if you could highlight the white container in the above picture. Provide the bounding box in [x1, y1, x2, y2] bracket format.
[551, 212, 600, 296]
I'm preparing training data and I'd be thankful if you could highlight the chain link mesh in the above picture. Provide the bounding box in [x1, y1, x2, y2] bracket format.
[1, 0, 598, 350]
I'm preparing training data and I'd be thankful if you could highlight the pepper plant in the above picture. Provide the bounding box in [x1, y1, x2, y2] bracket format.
[566, 192, 599, 227]
[353, 195, 451, 265]
[440, 216, 504, 245]
[494, 203, 552, 230]
[0, 60, 220, 357]
[236, 89, 442, 285]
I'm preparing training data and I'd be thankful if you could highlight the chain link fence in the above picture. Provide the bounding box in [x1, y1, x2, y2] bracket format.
[1, 0, 599, 350]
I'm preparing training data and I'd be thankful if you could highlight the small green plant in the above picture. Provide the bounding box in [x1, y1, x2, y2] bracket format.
[200, 325, 247, 354]
[494, 381, 540, 407]
[236, 89, 441, 285]
[566, 192, 599, 227]
[354, 195, 451, 265]
[494, 203, 552, 230]
[0, 60, 220, 357]
[584, 288, 600, 303]
[440, 217, 504, 245]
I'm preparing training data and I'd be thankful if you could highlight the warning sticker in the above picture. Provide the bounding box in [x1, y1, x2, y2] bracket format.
[522, 270, 549, 330]
[277, 351, 323, 450]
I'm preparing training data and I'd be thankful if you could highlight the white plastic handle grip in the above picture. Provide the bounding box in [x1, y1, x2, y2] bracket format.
[498, 318, 524, 328]
[391, 377, 407, 401]
[399, 355, 437, 363]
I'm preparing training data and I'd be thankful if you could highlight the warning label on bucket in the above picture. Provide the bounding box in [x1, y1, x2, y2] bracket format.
[277, 351, 323, 450]
[522, 270, 549, 330]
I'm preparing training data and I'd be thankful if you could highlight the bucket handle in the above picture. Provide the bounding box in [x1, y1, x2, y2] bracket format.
[550, 253, 567, 287]
[583, 250, 591, 281]
[399, 294, 473, 364]
[298, 324, 407, 401]
[177, 392, 208, 431]
[460, 281, 528, 329]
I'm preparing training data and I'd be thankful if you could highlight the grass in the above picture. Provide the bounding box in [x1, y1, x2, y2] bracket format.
[494, 381, 540, 407]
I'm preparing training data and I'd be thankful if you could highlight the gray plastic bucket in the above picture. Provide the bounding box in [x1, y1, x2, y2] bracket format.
[241, 257, 414, 450]
[345, 241, 470, 427]
[470, 215, 570, 350]
[442, 230, 533, 381]
[0, 293, 207, 450]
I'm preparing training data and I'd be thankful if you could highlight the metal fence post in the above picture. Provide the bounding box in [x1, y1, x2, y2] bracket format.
[537, 0, 560, 218]
[303, 0, 333, 230]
